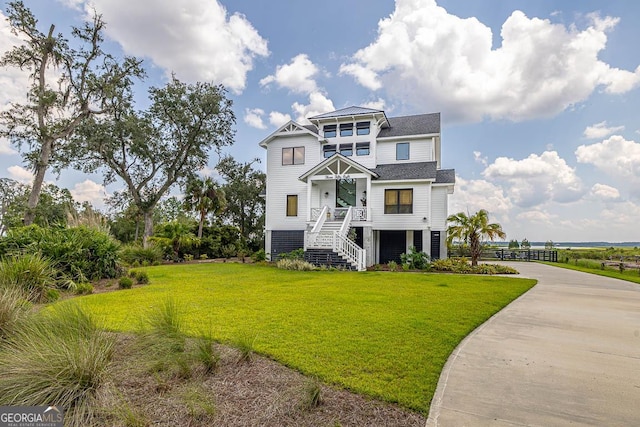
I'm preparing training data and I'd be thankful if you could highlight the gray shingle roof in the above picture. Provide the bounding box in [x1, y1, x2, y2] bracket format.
[309, 106, 384, 119]
[378, 113, 440, 138]
[371, 162, 438, 180]
[435, 169, 456, 184]
[302, 124, 318, 134]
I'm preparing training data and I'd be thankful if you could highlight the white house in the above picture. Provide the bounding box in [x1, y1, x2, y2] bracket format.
[259, 106, 455, 270]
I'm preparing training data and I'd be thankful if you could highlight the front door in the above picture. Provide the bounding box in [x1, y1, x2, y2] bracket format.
[336, 178, 356, 207]
[379, 230, 406, 264]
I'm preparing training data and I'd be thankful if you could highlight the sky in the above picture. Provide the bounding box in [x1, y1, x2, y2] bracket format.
[1, 0, 639, 242]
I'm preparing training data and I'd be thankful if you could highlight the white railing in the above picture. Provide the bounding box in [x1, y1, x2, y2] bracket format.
[311, 206, 328, 233]
[335, 233, 366, 271]
[352, 207, 367, 221]
[338, 206, 353, 237]
[310, 206, 368, 222]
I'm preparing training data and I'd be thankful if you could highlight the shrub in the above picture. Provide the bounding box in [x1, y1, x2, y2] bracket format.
[0, 225, 122, 282]
[195, 335, 220, 374]
[277, 248, 304, 260]
[387, 260, 398, 271]
[400, 247, 431, 270]
[300, 378, 323, 410]
[0, 304, 114, 427]
[0, 253, 57, 303]
[233, 333, 256, 363]
[75, 283, 94, 295]
[184, 254, 194, 261]
[251, 249, 266, 262]
[119, 243, 163, 266]
[131, 270, 150, 285]
[119, 277, 133, 289]
[430, 258, 518, 274]
[276, 258, 316, 271]
[0, 287, 30, 340]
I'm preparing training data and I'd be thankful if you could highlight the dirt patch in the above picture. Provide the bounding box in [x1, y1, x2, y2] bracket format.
[97, 335, 426, 426]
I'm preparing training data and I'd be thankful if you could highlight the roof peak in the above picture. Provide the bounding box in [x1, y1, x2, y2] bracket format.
[308, 106, 385, 120]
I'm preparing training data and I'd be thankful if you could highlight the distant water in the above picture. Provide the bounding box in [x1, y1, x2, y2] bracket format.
[494, 242, 640, 248]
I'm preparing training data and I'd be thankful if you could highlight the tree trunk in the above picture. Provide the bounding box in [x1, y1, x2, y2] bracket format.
[142, 210, 154, 248]
[197, 211, 205, 239]
[23, 138, 53, 226]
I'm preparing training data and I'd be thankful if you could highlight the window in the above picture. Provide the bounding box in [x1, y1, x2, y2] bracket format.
[339, 143, 353, 156]
[282, 147, 305, 165]
[323, 125, 336, 138]
[323, 144, 336, 158]
[356, 121, 370, 135]
[339, 123, 353, 137]
[396, 142, 410, 160]
[384, 189, 413, 214]
[356, 142, 370, 156]
[336, 178, 356, 207]
[286, 195, 298, 216]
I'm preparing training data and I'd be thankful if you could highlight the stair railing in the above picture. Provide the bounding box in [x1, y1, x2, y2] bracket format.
[305, 205, 328, 249]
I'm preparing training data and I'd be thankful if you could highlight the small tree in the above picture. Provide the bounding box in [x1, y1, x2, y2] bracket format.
[521, 238, 531, 249]
[545, 240, 555, 250]
[508, 239, 520, 249]
[447, 210, 506, 266]
[184, 177, 226, 239]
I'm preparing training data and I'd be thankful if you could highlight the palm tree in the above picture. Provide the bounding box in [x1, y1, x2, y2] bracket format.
[447, 209, 506, 266]
[183, 177, 226, 239]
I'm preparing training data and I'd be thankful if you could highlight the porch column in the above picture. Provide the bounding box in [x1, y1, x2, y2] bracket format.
[306, 179, 313, 221]
[366, 176, 372, 221]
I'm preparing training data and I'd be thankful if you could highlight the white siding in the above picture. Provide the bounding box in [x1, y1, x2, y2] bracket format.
[430, 186, 448, 230]
[370, 182, 431, 230]
[265, 134, 319, 230]
[375, 137, 434, 164]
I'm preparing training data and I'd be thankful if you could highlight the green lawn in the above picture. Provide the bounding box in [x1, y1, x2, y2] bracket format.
[67, 263, 535, 413]
[540, 261, 640, 284]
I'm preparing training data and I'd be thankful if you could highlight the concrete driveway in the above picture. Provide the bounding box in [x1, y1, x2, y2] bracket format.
[427, 262, 640, 426]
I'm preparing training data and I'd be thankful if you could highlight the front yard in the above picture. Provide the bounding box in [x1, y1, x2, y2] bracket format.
[69, 263, 535, 413]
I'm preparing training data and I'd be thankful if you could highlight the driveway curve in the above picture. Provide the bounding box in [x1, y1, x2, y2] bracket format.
[427, 262, 640, 426]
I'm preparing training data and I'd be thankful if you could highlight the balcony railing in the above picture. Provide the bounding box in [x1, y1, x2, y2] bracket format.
[310, 207, 367, 222]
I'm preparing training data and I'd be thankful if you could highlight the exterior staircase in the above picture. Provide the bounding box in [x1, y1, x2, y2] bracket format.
[304, 206, 365, 271]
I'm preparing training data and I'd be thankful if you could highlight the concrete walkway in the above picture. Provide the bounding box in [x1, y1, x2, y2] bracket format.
[427, 262, 640, 426]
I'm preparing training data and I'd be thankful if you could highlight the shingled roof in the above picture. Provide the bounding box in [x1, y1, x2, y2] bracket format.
[372, 162, 438, 180]
[378, 113, 440, 138]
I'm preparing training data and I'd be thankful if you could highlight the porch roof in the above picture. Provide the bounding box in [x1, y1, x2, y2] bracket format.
[299, 153, 379, 183]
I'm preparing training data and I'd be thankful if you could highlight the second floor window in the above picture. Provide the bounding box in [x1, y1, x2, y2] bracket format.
[323, 144, 336, 158]
[384, 189, 413, 214]
[356, 121, 370, 135]
[282, 147, 305, 165]
[396, 142, 410, 160]
[340, 123, 353, 137]
[323, 125, 337, 138]
[339, 143, 353, 156]
[356, 142, 370, 156]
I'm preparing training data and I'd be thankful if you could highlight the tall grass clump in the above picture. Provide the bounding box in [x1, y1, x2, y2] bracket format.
[0, 287, 31, 340]
[0, 304, 115, 426]
[276, 258, 316, 271]
[137, 299, 189, 376]
[0, 253, 57, 302]
[120, 243, 163, 266]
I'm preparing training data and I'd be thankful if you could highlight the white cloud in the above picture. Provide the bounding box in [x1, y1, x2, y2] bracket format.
[360, 98, 386, 111]
[576, 135, 640, 181]
[7, 165, 33, 184]
[583, 121, 625, 139]
[260, 54, 319, 94]
[0, 13, 30, 109]
[449, 176, 513, 216]
[269, 111, 292, 127]
[292, 92, 335, 124]
[0, 139, 17, 155]
[473, 151, 488, 166]
[516, 210, 555, 225]
[483, 151, 583, 207]
[81, 0, 268, 93]
[70, 179, 108, 207]
[243, 108, 267, 129]
[341, 0, 640, 122]
[590, 183, 620, 200]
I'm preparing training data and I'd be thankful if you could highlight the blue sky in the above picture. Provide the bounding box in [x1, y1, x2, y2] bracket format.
[1, 0, 639, 242]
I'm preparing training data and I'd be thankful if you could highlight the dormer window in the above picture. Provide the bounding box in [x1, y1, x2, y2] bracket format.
[323, 125, 336, 138]
[356, 121, 370, 135]
[339, 123, 353, 137]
